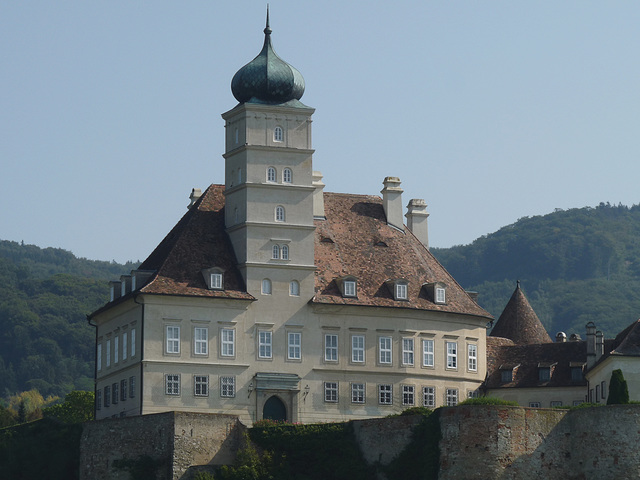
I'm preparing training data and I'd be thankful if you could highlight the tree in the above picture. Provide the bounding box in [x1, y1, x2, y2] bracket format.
[43, 390, 94, 423]
[607, 369, 629, 405]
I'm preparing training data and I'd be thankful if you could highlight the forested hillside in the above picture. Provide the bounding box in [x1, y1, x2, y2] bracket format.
[432, 203, 640, 338]
[0, 240, 137, 399]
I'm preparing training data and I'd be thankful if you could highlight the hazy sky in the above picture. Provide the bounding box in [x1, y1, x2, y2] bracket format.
[2, 2, 639, 263]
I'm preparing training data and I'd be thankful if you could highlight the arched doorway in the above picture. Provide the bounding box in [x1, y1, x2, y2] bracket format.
[263, 395, 287, 421]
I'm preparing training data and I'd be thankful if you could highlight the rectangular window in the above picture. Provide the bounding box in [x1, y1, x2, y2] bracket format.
[422, 339, 434, 367]
[539, 367, 551, 382]
[467, 344, 477, 372]
[423, 386, 435, 408]
[343, 280, 356, 297]
[573, 400, 583, 406]
[112, 383, 118, 404]
[211, 273, 223, 289]
[351, 335, 365, 363]
[97, 344, 102, 372]
[468, 390, 479, 399]
[402, 338, 414, 366]
[351, 383, 365, 404]
[104, 386, 110, 407]
[165, 374, 180, 395]
[122, 332, 127, 361]
[96, 390, 102, 411]
[220, 328, 234, 357]
[596, 385, 600, 402]
[601, 380, 606, 399]
[446, 388, 458, 406]
[195, 375, 209, 396]
[258, 331, 272, 359]
[571, 366, 583, 381]
[436, 287, 446, 303]
[529, 402, 541, 408]
[129, 376, 136, 398]
[501, 370, 513, 383]
[221, 376, 236, 397]
[106, 340, 111, 367]
[379, 337, 392, 364]
[120, 379, 127, 401]
[402, 385, 415, 406]
[114, 336, 119, 364]
[550, 401, 563, 407]
[166, 326, 180, 354]
[131, 328, 136, 357]
[378, 384, 392, 405]
[325, 334, 338, 361]
[396, 283, 408, 300]
[288, 332, 301, 360]
[446, 341, 457, 369]
[194, 327, 208, 355]
[324, 382, 338, 403]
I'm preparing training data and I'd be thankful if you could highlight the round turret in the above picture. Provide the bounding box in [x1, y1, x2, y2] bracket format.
[231, 10, 305, 105]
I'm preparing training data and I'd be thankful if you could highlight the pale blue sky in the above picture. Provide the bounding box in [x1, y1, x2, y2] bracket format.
[1, 2, 639, 263]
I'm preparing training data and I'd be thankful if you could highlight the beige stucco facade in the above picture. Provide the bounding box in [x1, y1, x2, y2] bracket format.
[585, 356, 640, 404]
[486, 385, 586, 409]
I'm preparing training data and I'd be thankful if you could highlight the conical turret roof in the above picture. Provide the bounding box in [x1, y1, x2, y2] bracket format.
[490, 281, 552, 345]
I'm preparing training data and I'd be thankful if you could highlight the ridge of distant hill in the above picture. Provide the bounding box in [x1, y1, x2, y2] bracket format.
[432, 202, 640, 338]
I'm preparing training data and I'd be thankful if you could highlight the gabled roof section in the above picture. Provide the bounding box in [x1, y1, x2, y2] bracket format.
[137, 185, 253, 300]
[312, 192, 490, 318]
[610, 319, 640, 356]
[490, 282, 552, 345]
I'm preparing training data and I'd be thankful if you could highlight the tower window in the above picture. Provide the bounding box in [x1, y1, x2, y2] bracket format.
[267, 167, 277, 182]
[272, 245, 280, 259]
[275, 206, 285, 222]
[283, 168, 292, 183]
[234, 128, 239, 144]
[289, 280, 300, 296]
[238, 168, 242, 184]
[261, 278, 272, 295]
[281, 244, 289, 260]
[274, 126, 283, 142]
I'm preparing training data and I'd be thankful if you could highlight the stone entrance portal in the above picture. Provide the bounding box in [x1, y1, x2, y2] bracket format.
[254, 372, 301, 423]
[263, 395, 287, 421]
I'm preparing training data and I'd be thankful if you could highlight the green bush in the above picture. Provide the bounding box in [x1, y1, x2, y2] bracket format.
[457, 397, 518, 406]
[607, 369, 630, 405]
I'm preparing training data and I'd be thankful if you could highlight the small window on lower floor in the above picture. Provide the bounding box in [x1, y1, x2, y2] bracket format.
[378, 384, 392, 405]
[129, 376, 136, 398]
[120, 379, 127, 402]
[104, 386, 110, 408]
[221, 376, 236, 398]
[351, 383, 365, 404]
[423, 386, 435, 408]
[324, 382, 338, 403]
[600, 380, 606, 399]
[195, 375, 209, 396]
[96, 390, 102, 411]
[402, 385, 415, 406]
[573, 400, 583, 406]
[529, 402, 541, 408]
[445, 388, 458, 406]
[550, 401, 563, 407]
[165, 374, 180, 395]
[112, 383, 119, 405]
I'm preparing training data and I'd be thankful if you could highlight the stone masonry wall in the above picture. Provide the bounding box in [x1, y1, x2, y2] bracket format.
[351, 415, 423, 466]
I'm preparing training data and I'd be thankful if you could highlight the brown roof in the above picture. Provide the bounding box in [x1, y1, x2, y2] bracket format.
[490, 282, 552, 345]
[93, 186, 491, 319]
[610, 319, 640, 356]
[485, 336, 587, 390]
[313, 192, 490, 317]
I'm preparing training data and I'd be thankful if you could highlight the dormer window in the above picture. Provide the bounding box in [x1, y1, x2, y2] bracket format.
[344, 280, 356, 297]
[435, 287, 446, 304]
[274, 126, 283, 142]
[386, 279, 409, 301]
[538, 363, 555, 382]
[499, 364, 518, 383]
[423, 282, 447, 304]
[267, 167, 277, 182]
[211, 273, 223, 290]
[202, 267, 225, 290]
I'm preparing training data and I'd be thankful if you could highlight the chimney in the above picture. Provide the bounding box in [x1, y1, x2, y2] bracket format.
[109, 281, 122, 302]
[555, 332, 567, 343]
[406, 199, 429, 248]
[586, 322, 596, 368]
[120, 275, 132, 297]
[188, 188, 202, 209]
[312, 171, 325, 219]
[381, 177, 404, 231]
[596, 330, 604, 362]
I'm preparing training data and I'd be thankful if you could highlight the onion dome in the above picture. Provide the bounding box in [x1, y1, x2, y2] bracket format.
[231, 9, 305, 105]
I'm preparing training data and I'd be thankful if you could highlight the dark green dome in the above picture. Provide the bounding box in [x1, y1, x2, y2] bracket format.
[231, 11, 305, 105]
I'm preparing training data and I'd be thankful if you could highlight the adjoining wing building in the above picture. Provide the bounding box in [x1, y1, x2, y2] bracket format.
[89, 13, 492, 424]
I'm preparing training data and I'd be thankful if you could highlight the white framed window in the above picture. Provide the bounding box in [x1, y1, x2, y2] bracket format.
[351, 335, 365, 363]
[97, 344, 102, 371]
[435, 287, 446, 304]
[343, 280, 356, 297]
[468, 344, 477, 372]
[261, 278, 272, 295]
[289, 280, 300, 296]
[129, 376, 135, 398]
[379, 336, 392, 364]
[281, 244, 289, 260]
[120, 379, 127, 401]
[131, 328, 136, 357]
[423, 386, 435, 408]
[325, 334, 338, 362]
[122, 332, 127, 361]
[114, 336, 119, 364]
[234, 128, 239, 144]
[194, 375, 209, 396]
[396, 283, 408, 300]
[379, 384, 392, 405]
[238, 168, 242, 184]
[402, 338, 414, 366]
[211, 273, 223, 290]
[165, 374, 180, 395]
[446, 388, 458, 406]
[402, 385, 415, 406]
[274, 126, 283, 142]
[267, 167, 277, 182]
[351, 383, 365, 404]
[106, 339, 111, 367]
[283, 167, 292, 183]
[422, 339, 434, 367]
[221, 376, 235, 397]
[275, 205, 285, 222]
[166, 326, 180, 354]
[324, 382, 338, 403]
[272, 245, 280, 259]
[258, 331, 272, 359]
[529, 401, 541, 408]
[221, 328, 234, 357]
[446, 341, 457, 369]
[194, 327, 208, 355]
[288, 332, 301, 360]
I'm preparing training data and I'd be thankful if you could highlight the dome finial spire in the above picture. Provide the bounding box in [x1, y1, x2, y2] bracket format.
[264, 4, 272, 36]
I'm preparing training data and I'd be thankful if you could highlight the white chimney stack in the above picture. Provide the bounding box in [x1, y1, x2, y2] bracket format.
[381, 177, 404, 231]
[405, 199, 429, 248]
[188, 188, 202, 209]
[313, 171, 325, 219]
